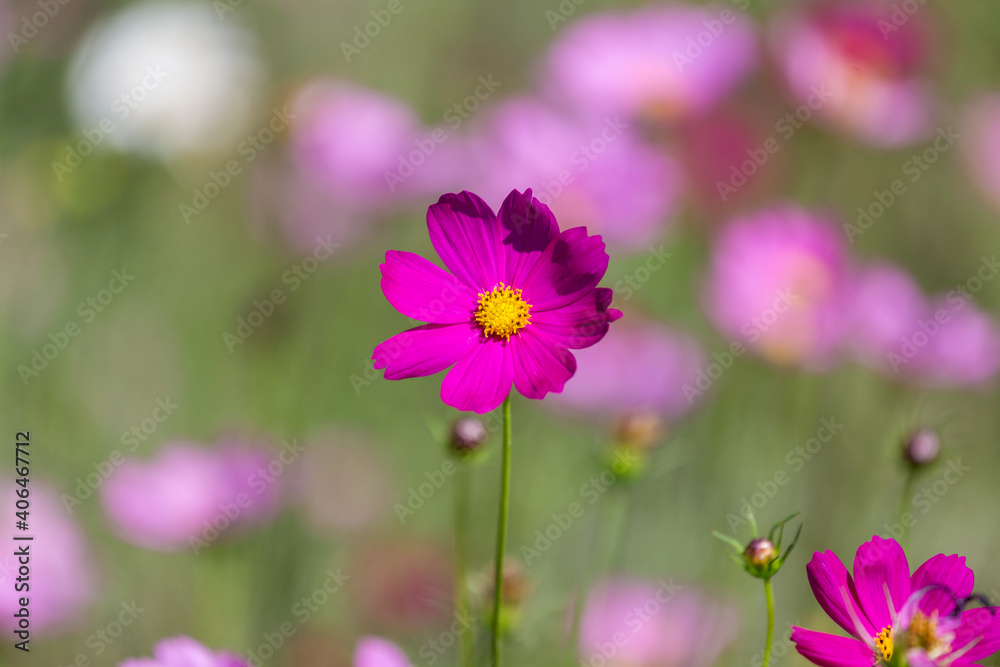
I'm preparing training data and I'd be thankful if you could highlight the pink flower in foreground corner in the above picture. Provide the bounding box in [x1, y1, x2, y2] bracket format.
[792, 535, 1000, 666]
[354, 636, 411, 667]
[120, 636, 248, 667]
[372, 189, 622, 413]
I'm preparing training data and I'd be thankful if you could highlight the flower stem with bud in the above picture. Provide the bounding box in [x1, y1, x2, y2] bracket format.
[491, 395, 512, 667]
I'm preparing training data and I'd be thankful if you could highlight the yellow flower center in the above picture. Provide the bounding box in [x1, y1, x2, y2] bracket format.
[875, 626, 894, 662]
[908, 611, 947, 656]
[474, 283, 532, 340]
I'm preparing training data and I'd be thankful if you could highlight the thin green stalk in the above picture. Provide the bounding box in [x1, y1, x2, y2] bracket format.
[455, 465, 474, 667]
[491, 395, 513, 667]
[896, 468, 917, 552]
[763, 578, 776, 667]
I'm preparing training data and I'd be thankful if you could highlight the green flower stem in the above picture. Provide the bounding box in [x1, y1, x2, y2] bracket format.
[455, 464, 474, 667]
[763, 578, 776, 667]
[897, 467, 917, 552]
[491, 395, 513, 667]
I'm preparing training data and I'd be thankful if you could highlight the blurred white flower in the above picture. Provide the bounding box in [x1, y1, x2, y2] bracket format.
[67, 1, 265, 160]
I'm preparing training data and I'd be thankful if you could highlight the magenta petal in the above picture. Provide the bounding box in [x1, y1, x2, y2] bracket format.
[511, 329, 576, 400]
[521, 227, 610, 311]
[852, 536, 911, 631]
[440, 339, 513, 413]
[952, 607, 1000, 662]
[354, 636, 412, 667]
[531, 288, 617, 350]
[806, 550, 877, 638]
[791, 627, 876, 667]
[910, 554, 975, 617]
[380, 250, 478, 323]
[498, 188, 559, 287]
[373, 323, 479, 380]
[427, 191, 504, 292]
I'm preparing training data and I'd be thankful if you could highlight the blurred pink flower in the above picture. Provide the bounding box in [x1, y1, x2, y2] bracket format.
[846, 262, 928, 368]
[551, 321, 707, 420]
[578, 577, 740, 667]
[961, 94, 1000, 212]
[354, 636, 411, 667]
[543, 5, 757, 123]
[705, 205, 851, 367]
[101, 437, 283, 552]
[466, 97, 683, 251]
[121, 636, 248, 667]
[0, 479, 95, 635]
[771, 1, 935, 147]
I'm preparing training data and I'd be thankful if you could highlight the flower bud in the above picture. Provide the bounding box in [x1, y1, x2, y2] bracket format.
[744, 538, 778, 569]
[449, 417, 488, 457]
[903, 429, 940, 467]
[615, 412, 664, 451]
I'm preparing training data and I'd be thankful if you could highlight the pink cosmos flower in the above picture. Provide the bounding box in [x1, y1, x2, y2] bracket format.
[961, 95, 1000, 213]
[792, 535, 1000, 666]
[543, 5, 757, 123]
[372, 189, 622, 413]
[771, 1, 935, 147]
[578, 577, 740, 667]
[704, 205, 851, 367]
[0, 479, 95, 635]
[101, 438, 282, 552]
[120, 636, 248, 667]
[354, 636, 411, 667]
[550, 321, 706, 420]
[465, 97, 683, 252]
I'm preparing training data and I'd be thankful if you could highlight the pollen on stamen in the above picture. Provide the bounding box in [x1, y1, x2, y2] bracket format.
[474, 283, 532, 340]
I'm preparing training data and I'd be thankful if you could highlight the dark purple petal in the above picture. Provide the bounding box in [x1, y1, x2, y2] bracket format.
[531, 288, 618, 350]
[521, 227, 610, 311]
[910, 553, 975, 617]
[852, 536, 911, 631]
[380, 250, 478, 324]
[498, 188, 559, 287]
[440, 338, 513, 413]
[806, 549, 877, 638]
[510, 329, 577, 399]
[373, 323, 479, 380]
[952, 607, 1000, 662]
[791, 627, 876, 667]
[427, 191, 504, 292]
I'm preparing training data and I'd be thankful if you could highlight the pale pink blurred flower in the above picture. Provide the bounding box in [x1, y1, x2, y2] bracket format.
[846, 262, 928, 368]
[101, 437, 283, 552]
[551, 322, 707, 420]
[579, 577, 740, 667]
[0, 479, 95, 635]
[543, 5, 757, 123]
[120, 636, 248, 667]
[354, 636, 411, 667]
[704, 205, 851, 367]
[771, 1, 935, 147]
[961, 94, 1000, 212]
[466, 97, 683, 251]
